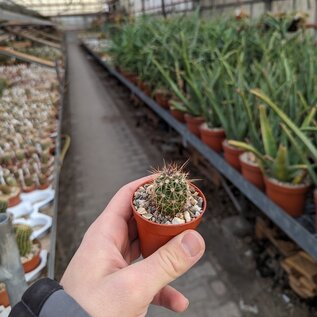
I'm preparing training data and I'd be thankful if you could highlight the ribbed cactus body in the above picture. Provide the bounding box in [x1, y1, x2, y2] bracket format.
[0, 200, 7, 213]
[15, 224, 33, 257]
[151, 164, 190, 217]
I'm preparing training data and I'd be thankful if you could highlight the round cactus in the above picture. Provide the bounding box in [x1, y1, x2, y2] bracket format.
[14, 224, 33, 257]
[151, 163, 191, 217]
[0, 200, 7, 213]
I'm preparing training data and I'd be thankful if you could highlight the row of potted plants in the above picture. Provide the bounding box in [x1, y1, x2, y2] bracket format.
[103, 12, 316, 222]
[0, 64, 58, 207]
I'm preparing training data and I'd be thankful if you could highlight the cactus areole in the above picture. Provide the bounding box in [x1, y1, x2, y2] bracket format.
[132, 163, 206, 257]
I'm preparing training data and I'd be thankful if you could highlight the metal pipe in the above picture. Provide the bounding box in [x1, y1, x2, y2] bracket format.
[0, 213, 27, 306]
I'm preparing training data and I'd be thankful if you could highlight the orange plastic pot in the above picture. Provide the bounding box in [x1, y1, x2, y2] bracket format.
[184, 114, 205, 137]
[8, 189, 21, 208]
[199, 123, 225, 153]
[155, 91, 170, 109]
[0, 288, 9, 307]
[23, 240, 41, 273]
[23, 184, 36, 193]
[264, 177, 310, 217]
[132, 182, 207, 258]
[38, 183, 50, 190]
[222, 140, 244, 171]
[240, 153, 265, 190]
[170, 108, 185, 123]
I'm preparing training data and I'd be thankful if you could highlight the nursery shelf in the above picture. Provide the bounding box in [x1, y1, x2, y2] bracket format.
[81, 42, 317, 261]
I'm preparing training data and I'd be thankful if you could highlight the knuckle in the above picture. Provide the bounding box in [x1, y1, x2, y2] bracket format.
[157, 248, 183, 279]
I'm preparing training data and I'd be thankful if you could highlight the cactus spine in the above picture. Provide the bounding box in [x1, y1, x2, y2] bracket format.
[0, 200, 7, 213]
[15, 224, 33, 257]
[151, 163, 191, 217]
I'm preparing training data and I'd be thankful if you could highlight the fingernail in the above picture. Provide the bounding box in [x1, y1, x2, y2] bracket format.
[181, 231, 203, 257]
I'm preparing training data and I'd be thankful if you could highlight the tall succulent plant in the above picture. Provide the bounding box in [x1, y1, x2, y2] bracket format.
[14, 224, 33, 257]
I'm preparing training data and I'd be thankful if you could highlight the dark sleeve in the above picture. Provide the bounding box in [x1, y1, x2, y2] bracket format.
[9, 278, 90, 317]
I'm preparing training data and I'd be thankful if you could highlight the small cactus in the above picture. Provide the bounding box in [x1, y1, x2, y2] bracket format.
[14, 224, 33, 257]
[150, 163, 191, 217]
[0, 200, 7, 213]
[24, 176, 34, 187]
[0, 184, 11, 195]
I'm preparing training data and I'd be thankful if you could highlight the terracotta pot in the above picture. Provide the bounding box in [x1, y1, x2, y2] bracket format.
[222, 140, 244, 171]
[199, 123, 225, 153]
[132, 182, 207, 258]
[170, 108, 185, 123]
[23, 184, 36, 193]
[8, 189, 21, 208]
[240, 152, 265, 190]
[264, 177, 310, 217]
[38, 183, 50, 190]
[0, 287, 9, 307]
[184, 114, 205, 137]
[23, 240, 41, 273]
[155, 91, 170, 109]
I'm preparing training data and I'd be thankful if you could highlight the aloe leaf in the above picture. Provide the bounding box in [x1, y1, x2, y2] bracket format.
[228, 140, 264, 162]
[251, 89, 317, 162]
[259, 105, 277, 157]
[272, 145, 290, 182]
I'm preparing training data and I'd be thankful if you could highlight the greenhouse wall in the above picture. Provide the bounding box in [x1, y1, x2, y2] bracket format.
[127, 0, 317, 23]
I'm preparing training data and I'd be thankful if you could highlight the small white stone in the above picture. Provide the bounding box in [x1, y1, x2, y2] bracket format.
[191, 205, 201, 213]
[184, 211, 191, 223]
[172, 217, 185, 224]
[146, 185, 153, 194]
[142, 213, 153, 220]
[189, 196, 197, 206]
[137, 207, 147, 215]
[164, 220, 171, 225]
[195, 211, 200, 217]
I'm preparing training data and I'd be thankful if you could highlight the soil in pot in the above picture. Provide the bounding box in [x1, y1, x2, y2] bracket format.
[22, 240, 41, 273]
[264, 177, 310, 217]
[184, 114, 205, 137]
[222, 140, 244, 171]
[0, 284, 9, 307]
[240, 152, 265, 190]
[132, 170, 206, 258]
[170, 108, 185, 123]
[199, 123, 226, 153]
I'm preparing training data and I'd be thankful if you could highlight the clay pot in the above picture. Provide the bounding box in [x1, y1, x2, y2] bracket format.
[155, 91, 170, 109]
[0, 287, 9, 307]
[184, 114, 205, 137]
[264, 177, 310, 217]
[222, 140, 244, 171]
[239, 152, 265, 190]
[137, 80, 151, 96]
[132, 182, 207, 258]
[38, 183, 50, 190]
[23, 184, 36, 193]
[23, 240, 41, 273]
[199, 123, 225, 153]
[170, 108, 185, 123]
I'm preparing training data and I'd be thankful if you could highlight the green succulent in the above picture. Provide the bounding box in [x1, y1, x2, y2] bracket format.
[0, 200, 7, 213]
[14, 224, 33, 257]
[151, 163, 190, 217]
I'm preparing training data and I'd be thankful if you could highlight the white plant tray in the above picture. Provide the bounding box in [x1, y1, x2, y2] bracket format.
[25, 249, 48, 283]
[7, 201, 33, 219]
[0, 306, 11, 317]
[7, 188, 55, 219]
[13, 213, 52, 240]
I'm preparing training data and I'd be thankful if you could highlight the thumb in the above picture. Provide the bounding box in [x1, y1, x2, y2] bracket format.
[128, 230, 205, 297]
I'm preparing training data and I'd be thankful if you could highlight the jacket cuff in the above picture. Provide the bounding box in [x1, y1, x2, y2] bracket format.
[39, 290, 90, 317]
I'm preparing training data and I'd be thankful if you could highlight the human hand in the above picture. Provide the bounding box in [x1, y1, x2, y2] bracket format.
[60, 176, 205, 317]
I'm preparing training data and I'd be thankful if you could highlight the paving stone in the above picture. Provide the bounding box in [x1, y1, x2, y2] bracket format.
[211, 280, 227, 297]
[208, 302, 241, 317]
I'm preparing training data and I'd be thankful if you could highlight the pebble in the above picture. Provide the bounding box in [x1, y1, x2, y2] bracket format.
[172, 217, 185, 224]
[197, 197, 203, 207]
[189, 196, 197, 206]
[142, 213, 153, 220]
[146, 185, 153, 194]
[191, 205, 201, 213]
[164, 220, 171, 225]
[137, 207, 147, 215]
[195, 211, 200, 217]
[184, 211, 191, 223]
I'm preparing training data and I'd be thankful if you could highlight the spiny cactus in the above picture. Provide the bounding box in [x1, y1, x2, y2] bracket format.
[0, 200, 7, 213]
[0, 184, 11, 195]
[151, 163, 191, 217]
[14, 224, 33, 257]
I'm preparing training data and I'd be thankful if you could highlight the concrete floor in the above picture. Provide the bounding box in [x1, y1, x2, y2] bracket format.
[56, 33, 310, 317]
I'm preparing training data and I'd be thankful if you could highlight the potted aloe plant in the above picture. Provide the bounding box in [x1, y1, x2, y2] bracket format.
[252, 89, 317, 220]
[131, 163, 206, 257]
